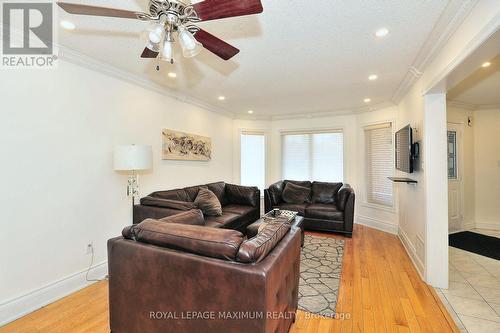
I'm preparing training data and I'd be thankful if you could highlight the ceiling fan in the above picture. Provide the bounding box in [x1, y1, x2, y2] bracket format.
[56, 0, 263, 64]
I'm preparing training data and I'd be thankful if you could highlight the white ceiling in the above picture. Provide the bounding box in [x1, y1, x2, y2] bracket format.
[448, 54, 500, 107]
[56, 0, 454, 116]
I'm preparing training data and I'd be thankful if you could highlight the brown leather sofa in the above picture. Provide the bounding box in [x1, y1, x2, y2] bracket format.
[108, 215, 301, 333]
[133, 181, 260, 233]
[264, 180, 355, 237]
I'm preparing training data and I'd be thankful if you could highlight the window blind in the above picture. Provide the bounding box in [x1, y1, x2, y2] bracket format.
[365, 123, 393, 207]
[282, 131, 343, 182]
[240, 132, 266, 192]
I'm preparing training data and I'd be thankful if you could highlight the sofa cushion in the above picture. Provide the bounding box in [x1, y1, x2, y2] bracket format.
[311, 182, 343, 204]
[158, 209, 205, 226]
[223, 204, 255, 216]
[194, 188, 222, 216]
[273, 203, 306, 216]
[150, 189, 190, 202]
[140, 196, 197, 211]
[122, 219, 244, 260]
[282, 182, 311, 204]
[305, 204, 344, 221]
[204, 212, 240, 227]
[236, 220, 291, 263]
[225, 184, 258, 207]
[206, 181, 227, 205]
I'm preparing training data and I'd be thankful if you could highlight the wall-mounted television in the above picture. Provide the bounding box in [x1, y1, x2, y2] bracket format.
[395, 125, 416, 173]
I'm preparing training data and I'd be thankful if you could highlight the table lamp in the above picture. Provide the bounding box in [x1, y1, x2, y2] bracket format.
[113, 145, 153, 207]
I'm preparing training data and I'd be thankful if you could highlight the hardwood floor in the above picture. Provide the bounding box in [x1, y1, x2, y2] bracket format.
[0, 225, 458, 333]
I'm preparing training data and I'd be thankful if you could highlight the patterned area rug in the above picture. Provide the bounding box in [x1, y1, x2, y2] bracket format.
[298, 234, 345, 317]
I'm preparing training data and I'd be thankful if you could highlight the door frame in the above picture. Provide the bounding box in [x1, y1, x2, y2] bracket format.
[447, 122, 465, 232]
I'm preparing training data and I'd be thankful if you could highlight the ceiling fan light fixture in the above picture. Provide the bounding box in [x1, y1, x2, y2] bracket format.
[148, 26, 164, 44]
[161, 40, 174, 62]
[178, 25, 202, 58]
[145, 41, 160, 53]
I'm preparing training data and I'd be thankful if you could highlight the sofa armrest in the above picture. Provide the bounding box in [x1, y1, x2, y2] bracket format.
[133, 204, 182, 224]
[226, 183, 260, 207]
[336, 184, 353, 211]
[264, 189, 273, 213]
[335, 184, 355, 234]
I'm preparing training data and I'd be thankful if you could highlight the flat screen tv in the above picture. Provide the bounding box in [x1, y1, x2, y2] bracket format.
[395, 125, 413, 173]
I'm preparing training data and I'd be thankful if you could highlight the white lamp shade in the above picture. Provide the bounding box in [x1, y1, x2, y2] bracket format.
[113, 145, 153, 171]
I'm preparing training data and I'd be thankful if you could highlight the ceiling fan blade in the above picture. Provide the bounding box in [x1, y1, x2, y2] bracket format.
[193, 0, 263, 22]
[141, 48, 159, 59]
[57, 2, 144, 19]
[194, 29, 240, 60]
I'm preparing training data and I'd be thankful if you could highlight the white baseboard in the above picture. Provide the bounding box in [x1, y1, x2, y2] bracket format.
[0, 261, 108, 327]
[475, 221, 500, 231]
[355, 215, 398, 235]
[398, 227, 425, 280]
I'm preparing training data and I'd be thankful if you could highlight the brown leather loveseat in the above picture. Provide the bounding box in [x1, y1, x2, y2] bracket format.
[108, 214, 301, 333]
[264, 180, 355, 237]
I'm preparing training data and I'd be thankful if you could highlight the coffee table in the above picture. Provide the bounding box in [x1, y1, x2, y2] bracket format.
[246, 211, 305, 247]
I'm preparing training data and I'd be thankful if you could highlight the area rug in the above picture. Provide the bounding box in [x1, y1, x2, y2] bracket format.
[298, 234, 345, 317]
[449, 231, 500, 260]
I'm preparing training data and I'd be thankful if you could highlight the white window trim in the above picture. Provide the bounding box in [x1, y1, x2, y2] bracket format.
[237, 128, 269, 197]
[279, 127, 345, 182]
[360, 120, 398, 212]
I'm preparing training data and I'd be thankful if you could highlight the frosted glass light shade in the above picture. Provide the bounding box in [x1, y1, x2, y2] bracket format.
[161, 40, 174, 61]
[178, 26, 202, 58]
[113, 145, 153, 171]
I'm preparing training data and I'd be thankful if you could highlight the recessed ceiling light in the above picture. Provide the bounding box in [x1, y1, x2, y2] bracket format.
[364, 98, 371, 103]
[218, 96, 226, 101]
[60, 20, 76, 30]
[481, 62, 491, 68]
[247, 110, 254, 114]
[375, 28, 389, 38]
[167, 72, 177, 78]
[368, 74, 378, 81]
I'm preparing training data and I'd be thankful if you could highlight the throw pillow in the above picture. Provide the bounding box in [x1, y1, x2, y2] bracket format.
[311, 182, 343, 204]
[282, 182, 311, 204]
[194, 188, 223, 216]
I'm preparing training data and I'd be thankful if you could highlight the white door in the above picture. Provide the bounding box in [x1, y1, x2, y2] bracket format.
[447, 123, 464, 233]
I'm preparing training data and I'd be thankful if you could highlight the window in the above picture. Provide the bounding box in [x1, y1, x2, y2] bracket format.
[364, 123, 394, 207]
[282, 130, 343, 182]
[240, 131, 266, 192]
[447, 131, 457, 179]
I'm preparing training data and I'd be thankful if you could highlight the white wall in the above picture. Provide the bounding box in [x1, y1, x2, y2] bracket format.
[234, 107, 400, 234]
[473, 108, 500, 230]
[395, 0, 500, 287]
[0, 60, 234, 324]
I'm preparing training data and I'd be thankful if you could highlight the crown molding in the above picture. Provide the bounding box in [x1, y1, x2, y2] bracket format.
[391, 0, 478, 103]
[447, 99, 500, 111]
[55, 44, 236, 119]
[232, 101, 396, 121]
[447, 99, 477, 110]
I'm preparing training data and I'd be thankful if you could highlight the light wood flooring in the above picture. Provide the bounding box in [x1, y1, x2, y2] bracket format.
[0, 225, 459, 332]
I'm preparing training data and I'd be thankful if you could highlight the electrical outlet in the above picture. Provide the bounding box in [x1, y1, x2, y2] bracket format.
[86, 242, 93, 255]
